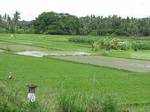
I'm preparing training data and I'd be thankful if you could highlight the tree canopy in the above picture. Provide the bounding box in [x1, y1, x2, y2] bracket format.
[0, 11, 149, 36]
[33, 12, 80, 35]
[33, 12, 150, 36]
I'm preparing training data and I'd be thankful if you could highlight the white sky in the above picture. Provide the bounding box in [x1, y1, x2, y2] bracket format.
[0, 0, 150, 21]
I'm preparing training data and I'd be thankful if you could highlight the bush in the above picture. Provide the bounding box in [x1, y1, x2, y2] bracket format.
[131, 40, 150, 51]
[111, 38, 129, 50]
[101, 51, 110, 56]
[113, 29, 129, 36]
[68, 36, 98, 44]
[92, 37, 129, 51]
[90, 29, 115, 36]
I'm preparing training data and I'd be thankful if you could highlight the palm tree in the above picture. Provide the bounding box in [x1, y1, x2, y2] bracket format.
[13, 11, 20, 33]
[7, 15, 12, 32]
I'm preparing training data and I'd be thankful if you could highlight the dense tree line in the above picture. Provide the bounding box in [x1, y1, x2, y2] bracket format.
[33, 12, 80, 35]
[33, 12, 150, 36]
[0, 11, 149, 36]
[0, 11, 33, 33]
[80, 15, 150, 36]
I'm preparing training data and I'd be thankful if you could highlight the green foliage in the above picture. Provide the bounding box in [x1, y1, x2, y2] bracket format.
[0, 82, 24, 112]
[0, 12, 32, 34]
[0, 82, 121, 112]
[93, 38, 129, 51]
[131, 41, 150, 51]
[0, 27, 6, 33]
[58, 92, 121, 112]
[92, 38, 150, 52]
[101, 50, 110, 56]
[90, 29, 115, 36]
[33, 12, 80, 35]
[90, 29, 129, 37]
[0, 82, 47, 112]
[1, 52, 150, 105]
[80, 15, 150, 36]
[1, 34, 150, 111]
[113, 29, 129, 36]
[0, 11, 150, 36]
[68, 36, 97, 44]
[0, 34, 90, 51]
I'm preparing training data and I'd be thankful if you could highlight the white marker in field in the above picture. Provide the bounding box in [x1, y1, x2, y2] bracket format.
[8, 72, 12, 80]
[27, 84, 37, 102]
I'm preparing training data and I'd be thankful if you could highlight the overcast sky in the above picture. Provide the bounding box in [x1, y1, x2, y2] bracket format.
[0, 0, 150, 21]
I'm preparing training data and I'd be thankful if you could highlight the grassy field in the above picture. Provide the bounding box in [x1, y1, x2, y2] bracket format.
[1, 52, 150, 104]
[97, 50, 150, 61]
[0, 34, 150, 111]
[1, 34, 150, 60]
[0, 34, 91, 51]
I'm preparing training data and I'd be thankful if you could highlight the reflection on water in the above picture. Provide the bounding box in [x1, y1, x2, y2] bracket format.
[16, 51, 91, 57]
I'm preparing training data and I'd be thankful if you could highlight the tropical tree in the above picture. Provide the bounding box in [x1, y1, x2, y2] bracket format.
[13, 11, 21, 33]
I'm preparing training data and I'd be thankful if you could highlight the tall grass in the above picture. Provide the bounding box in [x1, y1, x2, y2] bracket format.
[68, 36, 99, 44]
[0, 82, 24, 112]
[0, 81, 122, 112]
[0, 81, 42, 112]
[58, 91, 121, 112]
[131, 40, 150, 51]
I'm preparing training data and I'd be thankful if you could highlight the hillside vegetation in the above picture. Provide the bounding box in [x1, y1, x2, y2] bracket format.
[0, 11, 149, 37]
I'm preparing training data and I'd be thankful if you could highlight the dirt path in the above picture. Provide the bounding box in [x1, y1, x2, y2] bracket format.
[53, 56, 150, 73]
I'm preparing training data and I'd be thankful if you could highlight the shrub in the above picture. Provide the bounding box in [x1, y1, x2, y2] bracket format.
[68, 36, 99, 44]
[90, 29, 115, 36]
[92, 37, 129, 51]
[101, 51, 110, 56]
[113, 29, 129, 36]
[131, 40, 150, 51]
[111, 38, 129, 50]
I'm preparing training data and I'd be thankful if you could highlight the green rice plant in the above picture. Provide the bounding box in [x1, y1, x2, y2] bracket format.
[101, 51, 110, 56]
[68, 36, 98, 44]
[0, 81, 42, 112]
[87, 95, 121, 112]
[131, 40, 150, 51]
[0, 82, 24, 112]
[58, 92, 86, 112]
[58, 91, 121, 112]
[5, 46, 12, 52]
[0, 83, 121, 112]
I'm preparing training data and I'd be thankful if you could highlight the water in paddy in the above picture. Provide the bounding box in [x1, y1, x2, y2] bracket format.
[0, 49, 4, 52]
[16, 51, 91, 57]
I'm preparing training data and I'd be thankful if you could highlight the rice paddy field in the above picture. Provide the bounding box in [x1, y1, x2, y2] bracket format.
[1, 34, 150, 111]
